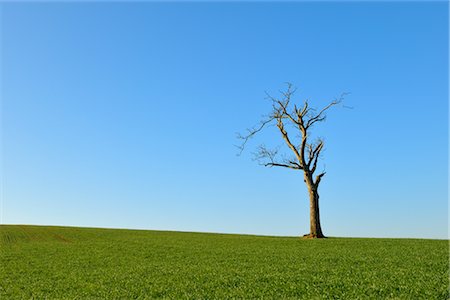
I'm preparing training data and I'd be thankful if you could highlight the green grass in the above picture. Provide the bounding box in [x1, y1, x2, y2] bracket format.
[0, 225, 448, 299]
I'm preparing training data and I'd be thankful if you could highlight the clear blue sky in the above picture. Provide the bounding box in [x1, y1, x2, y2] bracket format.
[1, 2, 448, 239]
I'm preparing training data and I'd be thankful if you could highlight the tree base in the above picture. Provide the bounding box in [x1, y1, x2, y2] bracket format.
[302, 233, 326, 239]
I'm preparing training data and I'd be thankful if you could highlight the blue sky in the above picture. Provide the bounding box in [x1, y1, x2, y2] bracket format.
[1, 2, 448, 239]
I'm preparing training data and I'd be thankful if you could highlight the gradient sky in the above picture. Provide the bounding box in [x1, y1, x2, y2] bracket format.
[1, 2, 448, 239]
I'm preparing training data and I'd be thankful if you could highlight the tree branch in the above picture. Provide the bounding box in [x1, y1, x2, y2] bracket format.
[254, 144, 302, 170]
[304, 92, 349, 129]
[265, 84, 300, 127]
[236, 117, 274, 155]
[308, 140, 324, 174]
[314, 172, 326, 188]
[305, 102, 337, 129]
[276, 119, 302, 164]
[264, 162, 301, 170]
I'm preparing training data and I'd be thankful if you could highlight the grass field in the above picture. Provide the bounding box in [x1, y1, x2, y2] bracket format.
[0, 225, 448, 299]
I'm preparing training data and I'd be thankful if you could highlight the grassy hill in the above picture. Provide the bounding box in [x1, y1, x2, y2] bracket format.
[0, 225, 448, 299]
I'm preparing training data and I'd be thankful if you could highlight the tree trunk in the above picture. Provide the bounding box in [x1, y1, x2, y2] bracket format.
[304, 177, 325, 238]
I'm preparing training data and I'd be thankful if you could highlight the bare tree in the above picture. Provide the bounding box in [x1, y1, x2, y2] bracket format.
[238, 83, 346, 238]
